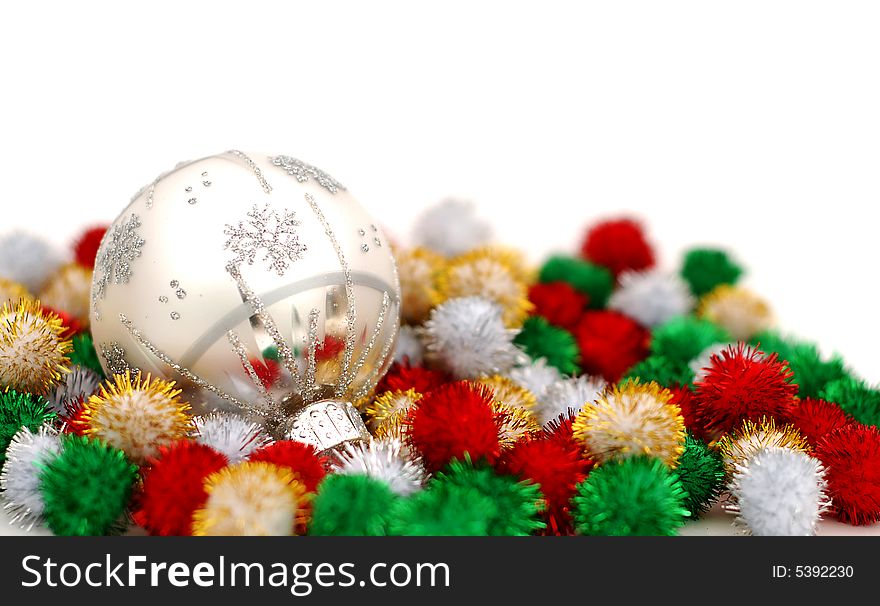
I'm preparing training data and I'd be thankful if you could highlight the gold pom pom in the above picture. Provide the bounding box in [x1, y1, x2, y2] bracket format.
[38, 263, 93, 328]
[397, 247, 444, 324]
[493, 402, 540, 448]
[573, 380, 686, 467]
[717, 417, 810, 476]
[373, 408, 410, 442]
[0, 299, 71, 394]
[365, 389, 422, 432]
[0, 278, 32, 306]
[698, 285, 773, 341]
[433, 247, 533, 328]
[83, 372, 193, 464]
[476, 375, 537, 412]
[192, 462, 307, 536]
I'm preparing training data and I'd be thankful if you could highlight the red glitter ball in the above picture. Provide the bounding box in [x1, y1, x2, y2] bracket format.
[72, 225, 108, 270]
[786, 398, 852, 447]
[249, 440, 329, 493]
[409, 381, 501, 473]
[315, 335, 346, 362]
[542, 413, 577, 443]
[41, 306, 82, 339]
[527, 281, 589, 330]
[694, 344, 798, 435]
[248, 357, 281, 389]
[580, 218, 655, 278]
[667, 385, 708, 440]
[575, 310, 650, 382]
[376, 361, 448, 395]
[815, 424, 880, 525]
[133, 441, 229, 536]
[498, 435, 593, 536]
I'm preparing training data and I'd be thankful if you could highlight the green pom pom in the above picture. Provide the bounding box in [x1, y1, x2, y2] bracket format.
[651, 316, 730, 365]
[624, 355, 694, 388]
[309, 474, 400, 536]
[69, 333, 105, 378]
[752, 331, 849, 399]
[391, 459, 545, 536]
[572, 456, 690, 536]
[539, 256, 613, 308]
[0, 390, 55, 467]
[680, 248, 742, 297]
[261, 346, 280, 362]
[513, 316, 580, 375]
[820, 377, 880, 428]
[673, 435, 725, 518]
[39, 435, 137, 536]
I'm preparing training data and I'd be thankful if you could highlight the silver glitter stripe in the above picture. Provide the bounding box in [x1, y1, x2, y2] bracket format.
[226, 263, 305, 395]
[346, 291, 390, 387]
[305, 308, 320, 397]
[146, 179, 157, 209]
[304, 192, 357, 396]
[226, 149, 272, 194]
[354, 308, 399, 401]
[118, 313, 267, 418]
[226, 329, 277, 414]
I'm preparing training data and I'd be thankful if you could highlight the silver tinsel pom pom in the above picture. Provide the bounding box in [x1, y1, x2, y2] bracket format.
[193, 412, 273, 464]
[333, 438, 427, 497]
[726, 447, 830, 536]
[608, 269, 694, 328]
[0, 425, 61, 529]
[45, 365, 102, 415]
[423, 296, 522, 379]
[506, 357, 562, 404]
[0, 231, 62, 293]
[393, 325, 425, 366]
[411, 198, 492, 257]
[537, 375, 607, 426]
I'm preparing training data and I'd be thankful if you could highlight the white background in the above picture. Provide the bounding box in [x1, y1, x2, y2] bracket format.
[1, 1, 878, 535]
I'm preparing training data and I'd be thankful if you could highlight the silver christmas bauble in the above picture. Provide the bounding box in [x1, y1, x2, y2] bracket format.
[89, 151, 400, 450]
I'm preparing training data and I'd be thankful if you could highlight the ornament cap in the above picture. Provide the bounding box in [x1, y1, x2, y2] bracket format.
[282, 399, 369, 454]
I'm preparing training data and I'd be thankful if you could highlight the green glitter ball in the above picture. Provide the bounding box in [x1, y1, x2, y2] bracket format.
[651, 316, 730, 365]
[572, 456, 690, 536]
[538, 256, 613, 308]
[624, 354, 695, 388]
[0, 390, 55, 467]
[309, 474, 400, 536]
[69, 333, 105, 378]
[389, 482, 494, 536]
[513, 316, 580, 375]
[680, 248, 742, 298]
[821, 377, 880, 428]
[752, 331, 849, 400]
[673, 435, 725, 518]
[39, 435, 138, 536]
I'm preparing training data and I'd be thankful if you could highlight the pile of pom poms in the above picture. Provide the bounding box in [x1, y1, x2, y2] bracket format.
[1, 202, 879, 536]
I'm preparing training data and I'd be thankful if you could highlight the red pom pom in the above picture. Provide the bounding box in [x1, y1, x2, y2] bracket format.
[41, 306, 82, 339]
[786, 398, 852, 447]
[409, 381, 501, 472]
[527, 282, 589, 330]
[580, 218, 655, 278]
[248, 357, 281, 389]
[694, 344, 798, 435]
[248, 440, 328, 493]
[498, 435, 593, 535]
[72, 225, 108, 270]
[62, 402, 90, 435]
[666, 385, 707, 439]
[815, 424, 880, 525]
[315, 335, 346, 362]
[542, 413, 577, 443]
[575, 310, 650, 382]
[133, 441, 228, 536]
[376, 361, 448, 395]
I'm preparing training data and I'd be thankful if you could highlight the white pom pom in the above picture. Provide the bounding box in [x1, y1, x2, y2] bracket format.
[46, 365, 102, 415]
[727, 447, 830, 536]
[689, 342, 732, 383]
[393, 325, 424, 366]
[608, 270, 694, 328]
[0, 425, 61, 529]
[333, 439, 427, 497]
[423, 296, 522, 379]
[537, 375, 607, 426]
[506, 357, 562, 403]
[411, 198, 491, 256]
[0, 231, 63, 293]
[193, 412, 273, 464]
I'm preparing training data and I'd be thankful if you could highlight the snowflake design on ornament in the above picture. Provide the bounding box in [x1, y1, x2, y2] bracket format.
[93, 214, 145, 303]
[224, 203, 307, 276]
[269, 155, 346, 194]
[99, 342, 140, 377]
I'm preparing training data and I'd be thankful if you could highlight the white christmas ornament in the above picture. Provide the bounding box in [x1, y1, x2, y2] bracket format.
[89, 151, 400, 451]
